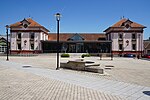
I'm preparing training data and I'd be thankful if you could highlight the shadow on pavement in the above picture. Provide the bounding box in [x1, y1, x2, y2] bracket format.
[143, 91, 150, 96]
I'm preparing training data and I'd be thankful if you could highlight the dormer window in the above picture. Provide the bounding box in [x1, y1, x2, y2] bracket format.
[20, 18, 30, 28]
[125, 24, 130, 29]
[67, 33, 84, 41]
[23, 24, 28, 28]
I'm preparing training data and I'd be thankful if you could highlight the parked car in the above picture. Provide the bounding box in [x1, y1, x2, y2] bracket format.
[142, 54, 150, 59]
[124, 54, 136, 58]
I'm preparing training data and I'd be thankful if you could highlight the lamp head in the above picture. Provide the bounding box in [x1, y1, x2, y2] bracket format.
[55, 13, 61, 21]
[6, 25, 9, 29]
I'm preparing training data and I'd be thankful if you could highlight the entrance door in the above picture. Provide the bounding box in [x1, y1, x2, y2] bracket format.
[76, 43, 84, 53]
[68, 43, 84, 53]
[69, 44, 76, 53]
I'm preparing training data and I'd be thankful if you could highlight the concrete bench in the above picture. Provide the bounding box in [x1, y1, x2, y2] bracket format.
[85, 66, 104, 74]
[60, 60, 85, 70]
[60, 60, 104, 74]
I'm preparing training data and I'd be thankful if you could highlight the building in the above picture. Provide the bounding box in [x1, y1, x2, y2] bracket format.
[9, 18, 49, 54]
[144, 37, 150, 54]
[104, 18, 146, 56]
[42, 33, 111, 53]
[9, 18, 146, 56]
[0, 35, 10, 53]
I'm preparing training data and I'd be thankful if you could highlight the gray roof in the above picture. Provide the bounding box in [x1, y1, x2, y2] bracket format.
[0, 35, 10, 42]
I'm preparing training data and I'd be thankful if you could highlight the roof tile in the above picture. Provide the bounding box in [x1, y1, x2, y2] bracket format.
[111, 18, 146, 28]
[48, 33, 106, 41]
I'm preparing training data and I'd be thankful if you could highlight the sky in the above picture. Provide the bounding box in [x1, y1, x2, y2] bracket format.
[0, 0, 150, 39]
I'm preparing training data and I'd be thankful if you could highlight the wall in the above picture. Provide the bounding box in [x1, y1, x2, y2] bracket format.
[11, 32, 17, 50]
[21, 32, 30, 50]
[111, 32, 143, 54]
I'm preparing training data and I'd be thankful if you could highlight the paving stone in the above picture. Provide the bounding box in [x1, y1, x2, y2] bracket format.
[0, 63, 124, 100]
[0, 56, 150, 100]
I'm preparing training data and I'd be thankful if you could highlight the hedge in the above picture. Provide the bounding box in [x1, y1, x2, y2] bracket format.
[81, 54, 91, 58]
[61, 53, 70, 57]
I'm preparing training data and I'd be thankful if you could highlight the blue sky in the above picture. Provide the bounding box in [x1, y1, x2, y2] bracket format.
[0, 0, 150, 39]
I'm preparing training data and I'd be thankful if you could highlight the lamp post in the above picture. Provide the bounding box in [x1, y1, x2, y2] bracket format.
[55, 13, 61, 70]
[138, 34, 141, 58]
[6, 25, 9, 61]
[138, 34, 143, 57]
[141, 34, 143, 57]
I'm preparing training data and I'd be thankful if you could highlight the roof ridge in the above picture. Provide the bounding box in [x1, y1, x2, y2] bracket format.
[111, 18, 145, 28]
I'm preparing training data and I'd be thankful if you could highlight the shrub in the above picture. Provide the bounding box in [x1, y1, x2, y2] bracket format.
[81, 54, 90, 58]
[61, 53, 70, 57]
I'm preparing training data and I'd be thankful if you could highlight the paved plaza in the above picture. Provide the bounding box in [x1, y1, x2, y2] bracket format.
[0, 54, 150, 100]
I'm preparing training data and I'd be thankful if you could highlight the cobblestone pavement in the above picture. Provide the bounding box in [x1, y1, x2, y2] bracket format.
[0, 64, 123, 100]
[0, 58, 150, 100]
[1, 54, 150, 87]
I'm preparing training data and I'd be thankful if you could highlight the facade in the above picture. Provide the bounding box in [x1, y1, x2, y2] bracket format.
[104, 18, 146, 56]
[42, 33, 111, 53]
[9, 18, 49, 54]
[0, 35, 9, 53]
[9, 18, 146, 55]
[144, 37, 150, 54]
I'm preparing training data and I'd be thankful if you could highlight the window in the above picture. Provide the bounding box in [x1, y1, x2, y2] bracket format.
[132, 33, 136, 39]
[132, 44, 136, 50]
[31, 44, 34, 50]
[68, 34, 84, 41]
[30, 33, 34, 39]
[23, 24, 28, 28]
[119, 33, 123, 40]
[0, 46, 7, 53]
[119, 44, 123, 50]
[109, 34, 111, 40]
[125, 24, 130, 29]
[17, 43, 21, 50]
[17, 33, 21, 39]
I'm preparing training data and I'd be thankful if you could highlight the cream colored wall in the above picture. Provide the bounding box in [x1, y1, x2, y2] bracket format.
[21, 32, 30, 50]
[11, 32, 17, 50]
[136, 33, 143, 51]
[111, 32, 143, 51]
[123, 33, 132, 51]
[34, 32, 40, 50]
[10, 26, 49, 51]
[111, 33, 119, 51]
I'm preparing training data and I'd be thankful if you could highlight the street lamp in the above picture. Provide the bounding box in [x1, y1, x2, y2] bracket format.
[6, 25, 9, 61]
[55, 13, 61, 70]
[138, 34, 141, 58]
[138, 34, 143, 58]
[141, 34, 143, 57]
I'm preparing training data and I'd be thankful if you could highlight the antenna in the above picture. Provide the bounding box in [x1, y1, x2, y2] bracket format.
[120, 16, 125, 19]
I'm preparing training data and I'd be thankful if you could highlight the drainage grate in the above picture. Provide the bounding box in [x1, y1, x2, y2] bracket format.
[22, 65, 31, 68]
